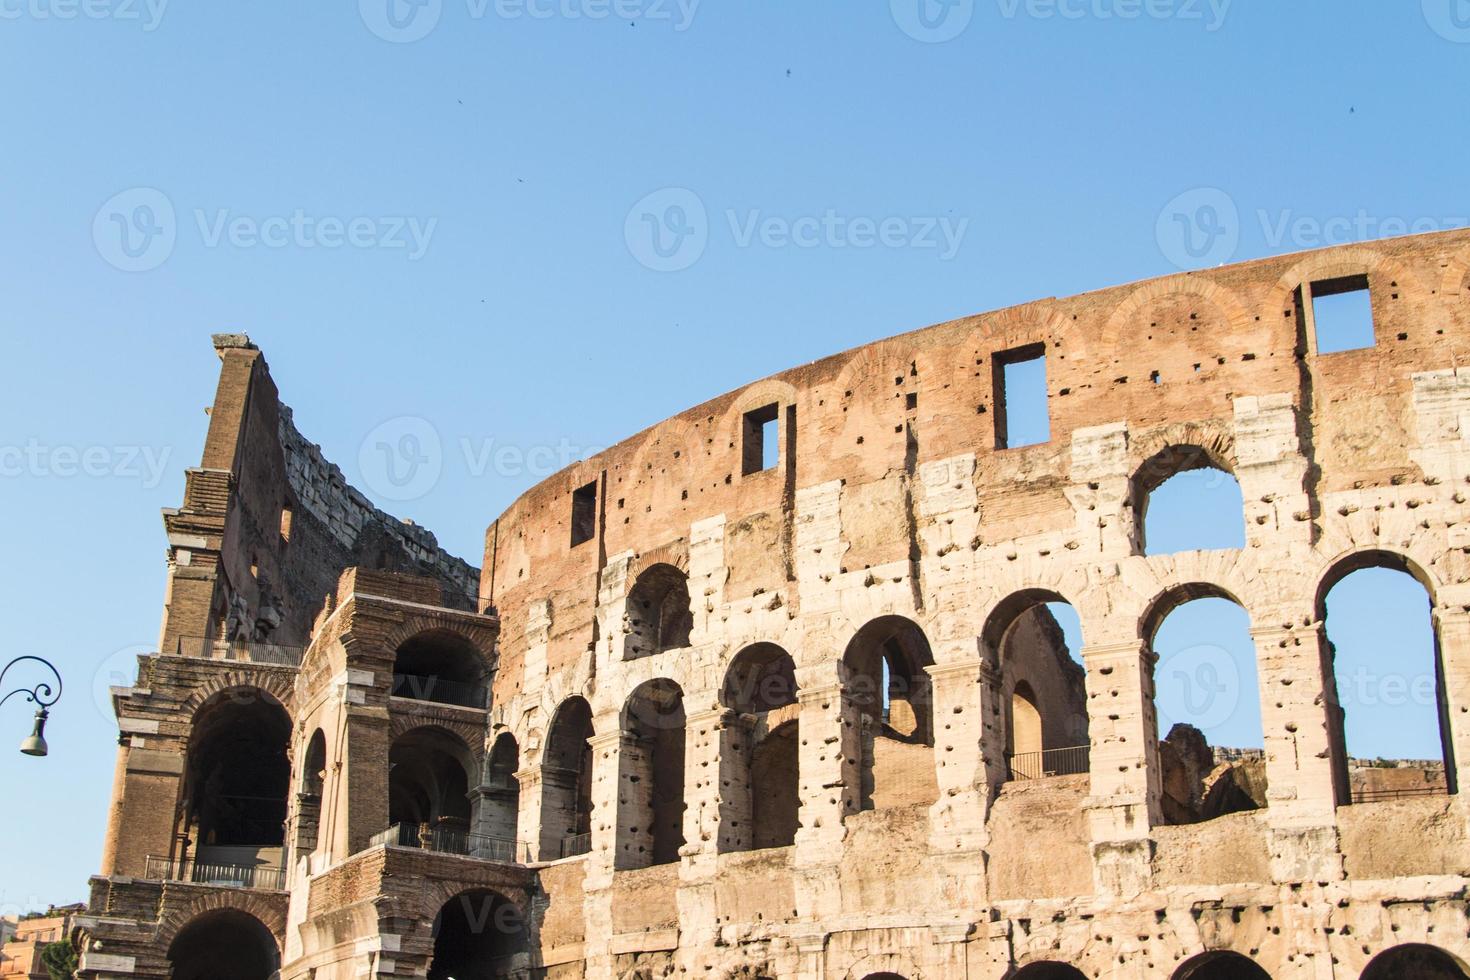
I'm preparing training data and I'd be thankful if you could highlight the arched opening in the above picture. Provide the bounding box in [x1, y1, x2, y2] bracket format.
[1172, 951, 1271, 980]
[862, 974, 909, 980]
[624, 563, 693, 659]
[167, 909, 279, 980]
[718, 643, 800, 853]
[843, 616, 937, 811]
[426, 889, 529, 980]
[1013, 963, 1087, 980]
[478, 733, 521, 857]
[1146, 585, 1266, 825]
[1319, 552, 1454, 804]
[180, 690, 290, 885]
[392, 629, 489, 709]
[540, 696, 594, 860]
[293, 729, 327, 855]
[983, 592, 1089, 783]
[1361, 944, 1470, 980]
[387, 726, 475, 853]
[618, 679, 686, 869]
[1133, 444, 1245, 555]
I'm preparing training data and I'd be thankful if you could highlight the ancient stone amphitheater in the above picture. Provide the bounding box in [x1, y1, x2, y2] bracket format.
[75, 229, 1470, 980]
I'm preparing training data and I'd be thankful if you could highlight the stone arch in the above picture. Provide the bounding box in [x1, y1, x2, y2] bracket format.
[617, 678, 687, 868]
[1139, 581, 1249, 648]
[1316, 547, 1455, 803]
[292, 728, 327, 854]
[389, 623, 493, 708]
[156, 891, 285, 956]
[713, 378, 800, 476]
[1011, 963, 1086, 980]
[1130, 435, 1245, 556]
[843, 950, 921, 980]
[180, 686, 293, 859]
[1100, 278, 1255, 352]
[1171, 950, 1271, 979]
[843, 616, 938, 812]
[718, 643, 801, 853]
[425, 886, 531, 980]
[624, 562, 694, 659]
[181, 671, 294, 720]
[540, 695, 595, 859]
[1439, 245, 1470, 300]
[1360, 943, 1470, 980]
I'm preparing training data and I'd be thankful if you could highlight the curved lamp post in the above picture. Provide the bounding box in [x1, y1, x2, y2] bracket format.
[0, 656, 63, 757]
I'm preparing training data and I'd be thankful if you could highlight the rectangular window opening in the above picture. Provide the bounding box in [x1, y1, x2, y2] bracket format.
[993, 343, 1049, 449]
[1311, 275, 1375, 354]
[570, 481, 597, 547]
[742, 403, 780, 475]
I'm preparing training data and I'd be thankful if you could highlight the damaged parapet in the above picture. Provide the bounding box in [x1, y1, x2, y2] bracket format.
[158, 334, 479, 656]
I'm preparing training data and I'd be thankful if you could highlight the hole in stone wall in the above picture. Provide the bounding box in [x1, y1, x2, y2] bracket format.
[742, 403, 780, 475]
[570, 480, 597, 547]
[1311, 274, 1375, 353]
[993, 343, 1049, 449]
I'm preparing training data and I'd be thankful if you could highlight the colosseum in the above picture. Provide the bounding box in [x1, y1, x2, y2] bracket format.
[72, 228, 1470, 979]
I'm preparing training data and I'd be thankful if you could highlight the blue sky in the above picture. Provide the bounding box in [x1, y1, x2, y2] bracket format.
[1, 0, 1466, 909]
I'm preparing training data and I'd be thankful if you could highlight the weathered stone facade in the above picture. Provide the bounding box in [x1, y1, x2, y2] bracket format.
[75, 230, 1470, 979]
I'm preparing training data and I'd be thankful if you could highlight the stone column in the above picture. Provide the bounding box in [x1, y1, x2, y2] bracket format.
[514, 766, 545, 864]
[792, 676, 861, 923]
[925, 659, 1005, 854]
[1431, 604, 1470, 795]
[676, 706, 723, 958]
[1081, 639, 1161, 898]
[587, 726, 623, 878]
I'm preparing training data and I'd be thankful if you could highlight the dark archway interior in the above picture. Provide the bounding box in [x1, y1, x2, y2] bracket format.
[393, 629, 488, 707]
[482, 732, 521, 844]
[722, 643, 798, 713]
[1361, 944, 1470, 980]
[167, 909, 279, 980]
[427, 890, 528, 980]
[751, 719, 800, 849]
[389, 727, 473, 832]
[625, 563, 693, 658]
[1174, 951, 1271, 980]
[187, 694, 291, 848]
[1013, 963, 1087, 980]
[542, 697, 595, 856]
[843, 616, 934, 742]
[623, 679, 687, 866]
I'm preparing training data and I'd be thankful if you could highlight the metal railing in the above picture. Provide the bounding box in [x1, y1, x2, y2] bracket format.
[1006, 745, 1090, 781]
[559, 832, 592, 859]
[371, 822, 527, 862]
[173, 635, 304, 667]
[143, 856, 286, 890]
[390, 673, 489, 709]
[1350, 785, 1448, 804]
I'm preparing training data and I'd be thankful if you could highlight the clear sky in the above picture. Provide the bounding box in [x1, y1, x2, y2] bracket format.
[1, 0, 1465, 910]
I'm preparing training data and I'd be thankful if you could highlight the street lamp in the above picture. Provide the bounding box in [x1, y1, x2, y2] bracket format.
[0, 656, 63, 757]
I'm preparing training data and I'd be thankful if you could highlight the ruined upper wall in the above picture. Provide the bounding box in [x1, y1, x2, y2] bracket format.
[482, 229, 1470, 685]
[159, 335, 478, 653]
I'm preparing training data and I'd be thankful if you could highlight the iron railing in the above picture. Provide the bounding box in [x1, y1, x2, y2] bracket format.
[1350, 785, 1448, 804]
[173, 636, 304, 667]
[143, 856, 286, 890]
[1006, 745, 1090, 781]
[559, 832, 592, 859]
[390, 673, 489, 709]
[371, 822, 527, 862]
